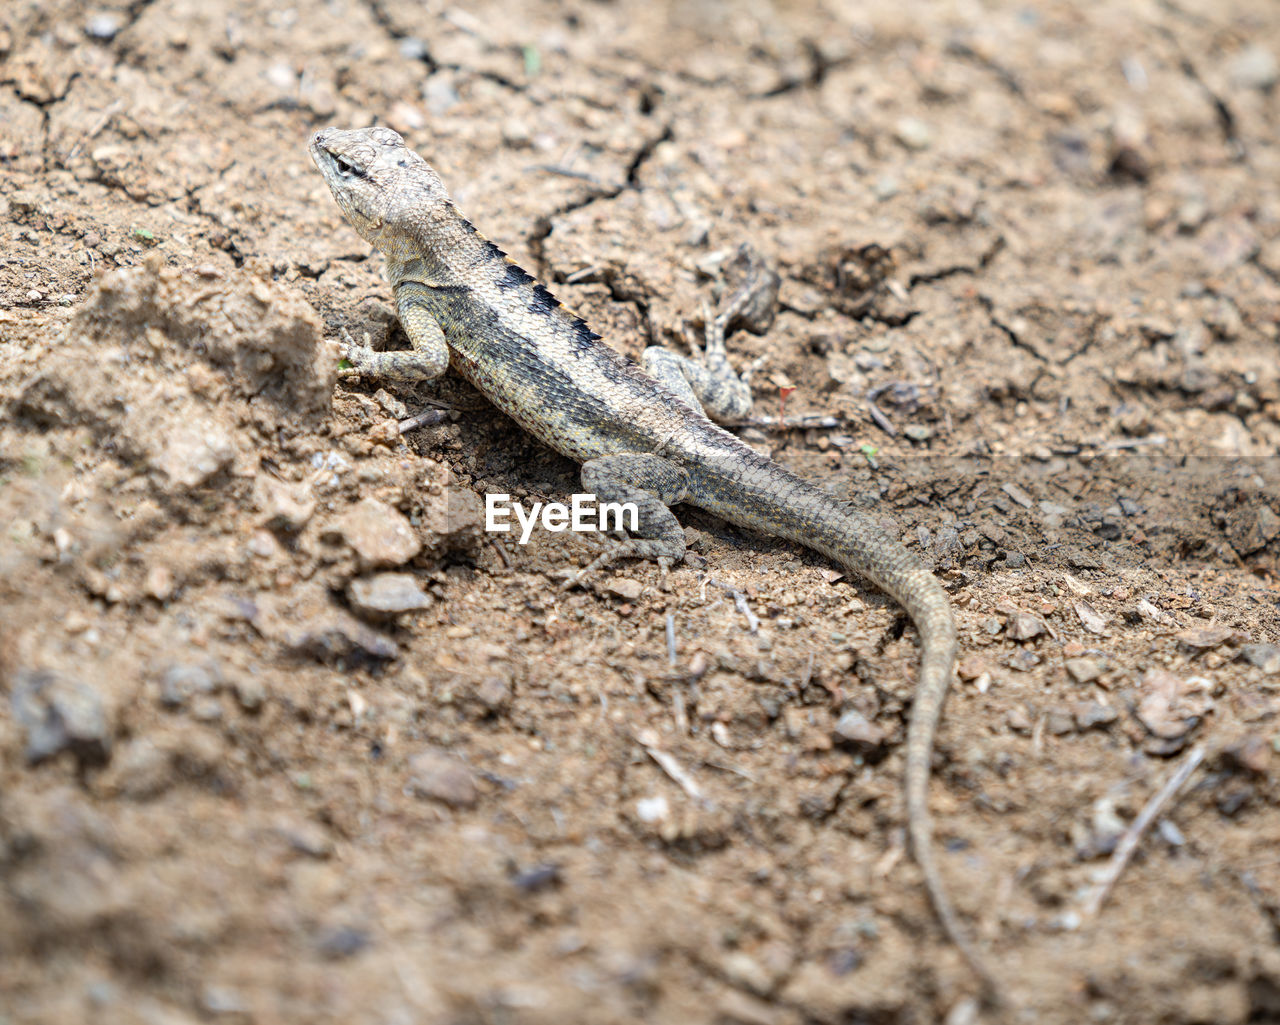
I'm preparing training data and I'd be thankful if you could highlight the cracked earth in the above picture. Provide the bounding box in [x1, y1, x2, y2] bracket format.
[2, 1, 1280, 1023]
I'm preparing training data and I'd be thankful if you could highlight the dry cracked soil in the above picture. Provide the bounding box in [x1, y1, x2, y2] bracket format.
[3, 1, 1280, 1023]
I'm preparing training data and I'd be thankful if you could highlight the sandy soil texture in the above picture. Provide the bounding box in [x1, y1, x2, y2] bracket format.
[2, 1, 1280, 1022]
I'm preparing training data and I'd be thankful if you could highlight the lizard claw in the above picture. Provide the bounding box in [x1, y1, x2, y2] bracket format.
[338, 329, 379, 378]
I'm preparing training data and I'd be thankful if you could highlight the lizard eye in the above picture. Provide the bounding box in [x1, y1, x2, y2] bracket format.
[335, 156, 361, 179]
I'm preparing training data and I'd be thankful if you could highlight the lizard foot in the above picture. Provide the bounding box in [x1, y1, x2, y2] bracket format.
[560, 542, 676, 592]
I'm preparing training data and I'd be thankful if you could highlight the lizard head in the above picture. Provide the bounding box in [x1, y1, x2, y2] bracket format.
[309, 126, 449, 249]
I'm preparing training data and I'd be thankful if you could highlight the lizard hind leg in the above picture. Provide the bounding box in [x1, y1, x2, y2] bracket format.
[638, 243, 778, 423]
[562, 453, 690, 590]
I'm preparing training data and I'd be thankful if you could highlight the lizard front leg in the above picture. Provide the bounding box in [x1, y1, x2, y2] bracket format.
[564, 453, 690, 588]
[342, 280, 452, 384]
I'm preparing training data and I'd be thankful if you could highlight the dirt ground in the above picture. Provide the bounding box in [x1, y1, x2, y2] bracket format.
[2, 0, 1280, 1022]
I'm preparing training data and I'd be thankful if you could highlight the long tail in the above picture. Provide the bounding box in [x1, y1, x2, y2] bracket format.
[894, 565, 1000, 997]
[811, 513, 998, 995]
[705, 460, 999, 994]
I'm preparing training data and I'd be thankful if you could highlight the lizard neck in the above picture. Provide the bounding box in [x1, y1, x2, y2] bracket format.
[380, 200, 483, 285]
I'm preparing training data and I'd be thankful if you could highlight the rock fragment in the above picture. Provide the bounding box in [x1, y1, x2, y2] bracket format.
[407, 748, 479, 808]
[11, 669, 111, 767]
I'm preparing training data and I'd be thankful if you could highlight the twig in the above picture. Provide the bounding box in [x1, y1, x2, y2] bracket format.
[565, 264, 600, 284]
[703, 757, 758, 783]
[704, 578, 760, 634]
[636, 728, 710, 806]
[398, 408, 449, 433]
[533, 164, 616, 188]
[1082, 743, 1206, 918]
[671, 688, 689, 736]
[488, 538, 511, 569]
[733, 413, 845, 431]
[665, 613, 677, 667]
[866, 395, 897, 437]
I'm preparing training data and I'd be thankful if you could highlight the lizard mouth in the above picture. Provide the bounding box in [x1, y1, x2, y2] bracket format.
[309, 130, 340, 177]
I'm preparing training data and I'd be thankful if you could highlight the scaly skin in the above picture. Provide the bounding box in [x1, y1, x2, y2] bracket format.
[309, 126, 997, 997]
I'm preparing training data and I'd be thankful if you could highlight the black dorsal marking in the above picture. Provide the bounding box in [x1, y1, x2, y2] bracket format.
[450, 204, 478, 234]
[529, 283, 559, 316]
[498, 260, 535, 289]
[571, 318, 602, 355]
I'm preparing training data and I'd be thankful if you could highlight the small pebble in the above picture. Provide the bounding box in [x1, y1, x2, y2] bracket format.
[233, 676, 266, 711]
[1241, 643, 1280, 675]
[1176, 624, 1235, 650]
[201, 986, 247, 1015]
[347, 572, 433, 618]
[424, 75, 460, 115]
[872, 175, 900, 200]
[279, 818, 333, 858]
[407, 747, 479, 808]
[1006, 612, 1044, 641]
[636, 795, 669, 823]
[1072, 701, 1117, 730]
[190, 696, 224, 722]
[1217, 786, 1253, 817]
[315, 925, 370, 960]
[1225, 734, 1270, 775]
[834, 709, 886, 749]
[1064, 657, 1104, 684]
[330, 497, 422, 568]
[265, 63, 297, 91]
[160, 661, 220, 708]
[12, 669, 111, 766]
[85, 11, 123, 40]
[1228, 45, 1278, 91]
[512, 863, 562, 893]
[248, 530, 280, 558]
[605, 578, 643, 601]
[894, 116, 933, 150]
[1046, 711, 1075, 736]
[473, 676, 511, 712]
[398, 36, 430, 61]
[1006, 706, 1033, 733]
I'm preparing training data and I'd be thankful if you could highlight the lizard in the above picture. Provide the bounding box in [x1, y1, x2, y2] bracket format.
[309, 125, 998, 997]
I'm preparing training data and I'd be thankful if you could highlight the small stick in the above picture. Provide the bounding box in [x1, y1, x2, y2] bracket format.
[704, 578, 760, 634]
[866, 395, 897, 437]
[398, 408, 449, 433]
[533, 165, 615, 188]
[488, 538, 511, 569]
[665, 613, 678, 667]
[565, 264, 600, 284]
[734, 413, 845, 431]
[1082, 743, 1206, 918]
[636, 728, 710, 806]
[671, 688, 689, 737]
